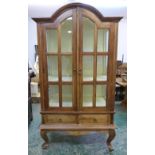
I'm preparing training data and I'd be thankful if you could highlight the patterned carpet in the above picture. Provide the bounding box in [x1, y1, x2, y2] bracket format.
[28, 103, 127, 155]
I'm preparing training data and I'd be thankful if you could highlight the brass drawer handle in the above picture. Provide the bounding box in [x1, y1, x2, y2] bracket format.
[93, 118, 97, 122]
[58, 118, 62, 122]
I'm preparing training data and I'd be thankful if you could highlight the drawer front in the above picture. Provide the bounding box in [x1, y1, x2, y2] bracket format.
[43, 114, 76, 123]
[78, 114, 109, 124]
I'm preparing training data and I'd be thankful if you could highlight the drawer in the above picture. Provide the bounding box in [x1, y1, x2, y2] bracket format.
[78, 114, 109, 124]
[43, 114, 76, 123]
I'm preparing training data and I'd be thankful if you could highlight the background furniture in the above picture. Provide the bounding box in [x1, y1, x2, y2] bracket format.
[30, 45, 40, 103]
[116, 62, 127, 106]
[33, 3, 122, 151]
[116, 77, 127, 107]
[28, 67, 35, 125]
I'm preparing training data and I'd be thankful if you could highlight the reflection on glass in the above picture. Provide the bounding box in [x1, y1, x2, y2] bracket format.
[83, 17, 95, 52]
[97, 56, 108, 81]
[48, 85, 59, 107]
[62, 56, 72, 81]
[46, 29, 58, 53]
[62, 85, 72, 107]
[47, 56, 58, 81]
[97, 29, 109, 52]
[83, 56, 93, 81]
[61, 17, 72, 53]
[96, 85, 106, 107]
[83, 85, 93, 107]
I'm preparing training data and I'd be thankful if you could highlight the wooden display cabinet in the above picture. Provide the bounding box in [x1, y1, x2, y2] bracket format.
[33, 3, 122, 151]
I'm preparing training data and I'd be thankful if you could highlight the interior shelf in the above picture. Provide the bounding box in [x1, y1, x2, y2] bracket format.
[48, 76, 58, 82]
[96, 97, 106, 107]
[49, 98, 59, 107]
[97, 75, 107, 81]
[83, 75, 107, 81]
[83, 97, 106, 107]
[49, 98, 106, 108]
[62, 76, 72, 81]
[83, 76, 93, 81]
[62, 101, 72, 107]
[48, 76, 72, 82]
[49, 98, 72, 107]
[83, 99, 93, 107]
[48, 75, 106, 82]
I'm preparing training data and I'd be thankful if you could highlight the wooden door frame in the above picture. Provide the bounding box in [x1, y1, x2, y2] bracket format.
[78, 8, 116, 111]
[39, 9, 77, 111]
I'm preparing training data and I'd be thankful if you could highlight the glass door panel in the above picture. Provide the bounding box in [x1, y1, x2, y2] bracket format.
[83, 56, 94, 81]
[96, 85, 106, 107]
[61, 17, 72, 53]
[47, 56, 58, 81]
[62, 85, 72, 107]
[83, 85, 93, 107]
[46, 29, 58, 53]
[97, 56, 108, 81]
[83, 17, 95, 52]
[62, 56, 72, 81]
[97, 29, 109, 52]
[48, 85, 59, 107]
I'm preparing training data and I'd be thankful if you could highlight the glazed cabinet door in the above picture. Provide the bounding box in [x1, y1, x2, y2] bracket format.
[78, 8, 112, 110]
[40, 8, 116, 111]
[43, 9, 77, 110]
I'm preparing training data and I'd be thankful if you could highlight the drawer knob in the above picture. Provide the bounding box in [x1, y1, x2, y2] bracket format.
[93, 118, 97, 122]
[58, 118, 62, 122]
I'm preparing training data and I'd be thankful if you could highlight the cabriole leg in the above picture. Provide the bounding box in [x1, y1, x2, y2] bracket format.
[106, 129, 116, 151]
[40, 130, 49, 149]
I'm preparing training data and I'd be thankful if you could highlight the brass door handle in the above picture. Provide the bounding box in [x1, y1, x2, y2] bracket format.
[73, 69, 82, 74]
[73, 68, 76, 72]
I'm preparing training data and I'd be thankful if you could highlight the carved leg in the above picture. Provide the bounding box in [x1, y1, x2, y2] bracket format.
[40, 130, 49, 149]
[106, 129, 116, 151]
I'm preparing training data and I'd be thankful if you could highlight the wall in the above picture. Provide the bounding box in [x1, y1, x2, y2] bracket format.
[117, 17, 127, 62]
[28, 17, 37, 70]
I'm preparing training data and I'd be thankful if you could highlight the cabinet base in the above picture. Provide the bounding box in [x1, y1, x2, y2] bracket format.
[40, 123, 115, 151]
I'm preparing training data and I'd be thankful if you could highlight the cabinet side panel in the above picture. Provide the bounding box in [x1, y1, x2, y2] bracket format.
[107, 23, 118, 111]
[37, 24, 45, 110]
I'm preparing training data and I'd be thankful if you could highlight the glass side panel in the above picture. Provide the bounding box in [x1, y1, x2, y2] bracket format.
[47, 56, 58, 81]
[61, 17, 72, 53]
[96, 85, 106, 107]
[62, 85, 72, 107]
[83, 17, 95, 52]
[48, 85, 59, 107]
[97, 56, 108, 81]
[62, 56, 72, 81]
[46, 29, 58, 53]
[83, 56, 94, 81]
[83, 85, 93, 107]
[97, 29, 109, 52]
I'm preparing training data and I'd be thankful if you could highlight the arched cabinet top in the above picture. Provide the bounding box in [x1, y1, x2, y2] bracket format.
[32, 3, 122, 23]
